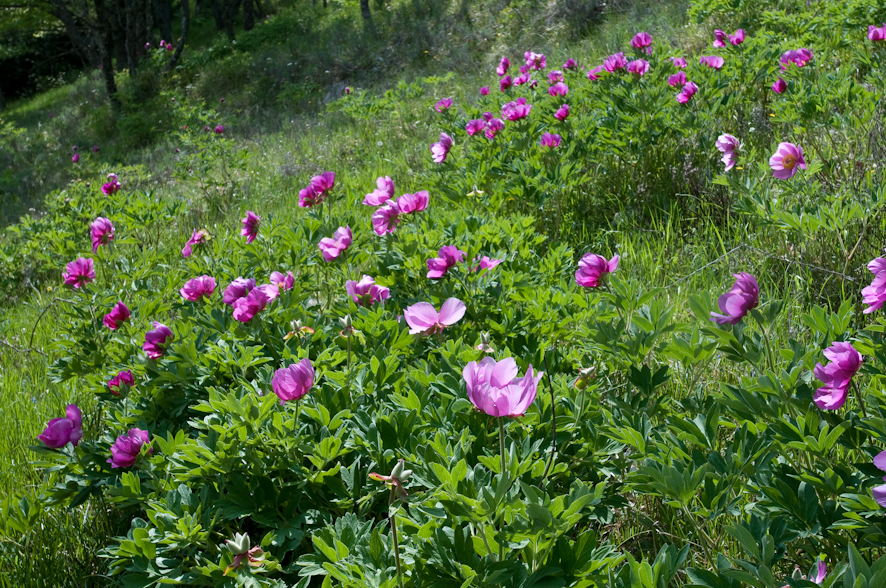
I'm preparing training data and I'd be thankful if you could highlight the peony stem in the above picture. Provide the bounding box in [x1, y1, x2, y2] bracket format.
[389, 487, 405, 588]
[498, 416, 506, 561]
[854, 380, 868, 418]
[346, 334, 352, 404]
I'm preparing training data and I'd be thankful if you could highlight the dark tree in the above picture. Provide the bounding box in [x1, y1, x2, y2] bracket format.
[93, 0, 120, 107]
[360, 0, 373, 30]
[165, 0, 189, 70]
[243, 0, 253, 31]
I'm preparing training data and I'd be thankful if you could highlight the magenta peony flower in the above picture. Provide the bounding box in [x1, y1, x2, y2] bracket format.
[90, 217, 115, 253]
[564, 58, 578, 69]
[602, 52, 627, 72]
[485, 118, 505, 140]
[431, 133, 453, 163]
[310, 171, 336, 199]
[513, 72, 532, 86]
[403, 298, 466, 335]
[676, 81, 698, 104]
[631, 32, 652, 53]
[464, 357, 543, 418]
[232, 288, 270, 322]
[270, 271, 294, 291]
[271, 358, 315, 404]
[108, 428, 152, 468]
[519, 64, 529, 74]
[779, 48, 813, 69]
[863, 257, 886, 314]
[729, 29, 745, 45]
[769, 142, 806, 179]
[524, 51, 546, 70]
[427, 245, 466, 279]
[182, 229, 209, 258]
[318, 226, 352, 262]
[214, 125, 224, 134]
[502, 100, 531, 121]
[72, 154, 80, 164]
[223, 277, 256, 305]
[713, 29, 727, 49]
[554, 104, 570, 121]
[548, 82, 568, 96]
[298, 185, 320, 207]
[103, 301, 131, 330]
[715, 134, 740, 171]
[372, 200, 401, 235]
[92, 145, 99, 153]
[102, 173, 121, 195]
[669, 56, 688, 68]
[587, 65, 603, 80]
[496, 56, 510, 76]
[241, 211, 260, 243]
[143, 322, 173, 359]
[575, 253, 619, 288]
[363, 176, 395, 206]
[37, 404, 83, 449]
[346, 275, 390, 307]
[668, 71, 687, 87]
[548, 70, 564, 83]
[813, 342, 862, 410]
[480, 86, 490, 95]
[62, 257, 95, 288]
[499, 75, 513, 91]
[700, 55, 725, 69]
[435, 97, 453, 112]
[466, 119, 486, 136]
[540, 132, 561, 149]
[107, 370, 134, 395]
[180, 275, 216, 301]
[472, 256, 503, 273]
[870, 23, 886, 42]
[772, 77, 787, 93]
[710, 272, 759, 325]
[627, 59, 649, 77]
[873, 451, 886, 508]
[397, 190, 429, 214]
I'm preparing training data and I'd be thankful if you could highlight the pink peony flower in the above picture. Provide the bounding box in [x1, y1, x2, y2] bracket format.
[431, 133, 453, 163]
[241, 211, 260, 243]
[480, 86, 490, 95]
[102, 173, 121, 195]
[863, 257, 886, 314]
[587, 65, 604, 80]
[713, 29, 727, 48]
[700, 55, 725, 69]
[403, 298, 466, 335]
[575, 253, 619, 288]
[143, 322, 173, 359]
[548, 82, 568, 96]
[631, 32, 652, 53]
[309, 171, 336, 200]
[62, 257, 95, 288]
[813, 342, 862, 410]
[563, 58, 578, 69]
[90, 217, 115, 253]
[108, 370, 134, 395]
[72, 154, 80, 163]
[524, 51, 546, 70]
[729, 29, 745, 45]
[668, 71, 687, 87]
[232, 288, 270, 322]
[372, 200, 401, 235]
[548, 70, 564, 83]
[772, 78, 787, 93]
[103, 301, 131, 330]
[602, 52, 627, 72]
[499, 75, 513, 91]
[346, 275, 390, 306]
[540, 132, 561, 148]
[715, 134, 740, 171]
[669, 56, 688, 68]
[513, 72, 532, 86]
[108, 428, 152, 468]
[769, 142, 806, 179]
[270, 271, 294, 291]
[554, 104, 570, 121]
[869, 23, 886, 42]
[496, 56, 510, 76]
[318, 226, 352, 262]
[780, 48, 813, 69]
[710, 272, 759, 325]
[92, 145, 99, 153]
[363, 176, 395, 206]
[466, 119, 486, 136]
[676, 81, 698, 104]
[37, 404, 83, 448]
[223, 277, 256, 305]
[182, 229, 209, 258]
[271, 358, 315, 403]
[464, 357, 543, 417]
[627, 59, 649, 77]
[485, 118, 505, 140]
[397, 190, 429, 214]
[472, 256, 503, 273]
[180, 275, 216, 301]
[502, 100, 531, 121]
[435, 97, 453, 112]
[519, 64, 529, 74]
[214, 125, 224, 134]
[427, 245, 466, 279]
[873, 451, 886, 508]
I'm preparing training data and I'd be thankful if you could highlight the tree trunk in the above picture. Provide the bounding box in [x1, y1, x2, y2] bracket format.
[359, 0, 373, 31]
[154, 0, 172, 42]
[223, 0, 236, 39]
[93, 0, 121, 108]
[124, 0, 139, 76]
[253, 0, 263, 16]
[48, 0, 100, 66]
[166, 0, 190, 70]
[209, 0, 224, 31]
[0, 84, 6, 111]
[142, 0, 154, 47]
[243, 0, 254, 31]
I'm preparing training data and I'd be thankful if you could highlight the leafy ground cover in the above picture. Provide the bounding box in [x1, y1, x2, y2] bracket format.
[4, 0, 886, 586]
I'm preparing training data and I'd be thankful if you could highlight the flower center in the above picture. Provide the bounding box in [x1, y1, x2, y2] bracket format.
[782, 154, 797, 170]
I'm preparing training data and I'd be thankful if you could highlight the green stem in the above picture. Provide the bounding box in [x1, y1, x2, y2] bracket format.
[498, 417, 506, 561]
[346, 335, 352, 404]
[853, 380, 868, 418]
[389, 487, 405, 588]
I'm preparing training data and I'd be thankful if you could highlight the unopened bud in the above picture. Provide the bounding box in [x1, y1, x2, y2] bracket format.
[339, 315, 352, 329]
[225, 532, 250, 555]
[390, 459, 405, 480]
[791, 566, 803, 580]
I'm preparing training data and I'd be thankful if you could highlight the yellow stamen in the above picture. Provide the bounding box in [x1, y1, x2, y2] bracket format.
[782, 154, 797, 170]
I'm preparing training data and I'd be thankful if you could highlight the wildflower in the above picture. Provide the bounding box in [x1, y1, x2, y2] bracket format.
[369, 459, 413, 499]
[813, 342, 862, 410]
[271, 358, 315, 403]
[463, 357, 543, 418]
[475, 332, 495, 353]
[548, 82, 568, 96]
[563, 58, 578, 69]
[427, 245, 467, 279]
[62, 257, 95, 288]
[466, 119, 486, 136]
[713, 29, 727, 48]
[700, 55, 725, 69]
[502, 100, 531, 121]
[103, 301, 131, 330]
[180, 275, 216, 301]
[93, 145, 99, 153]
[555, 104, 570, 121]
[107, 428, 152, 468]
[676, 81, 698, 104]
[869, 23, 886, 42]
[710, 273, 759, 325]
[318, 226, 352, 262]
[873, 451, 886, 507]
[363, 176, 395, 206]
[480, 86, 490, 95]
[102, 173, 121, 195]
[540, 132, 561, 148]
[602, 52, 627, 72]
[669, 56, 687, 68]
[485, 118, 505, 140]
[575, 253, 619, 288]
[214, 125, 224, 134]
[241, 211, 260, 243]
[496, 56, 510, 76]
[90, 217, 115, 253]
[166, 43, 174, 51]
[143, 322, 173, 358]
[397, 190, 429, 214]
[627, 59, 649, 77]
[108, 370, 134, 396]
[345, 86, 352, 95]
[224, 533, 266, 576]
[715, 134, 740, 171]
[435, 97, 453, 112]
[548, 70, 564, 83]
[472, 256, 503, 272]
[223, 277, 256, 305]
[346, 275, 390, 306]
[729, 29, 745, 45]
[780, 48, 813, 69]
[431, 132, 453, 163]
[499, 75, 513, 91]
[519, 64, 529, 74]
[232, 288, 270, 322]
[37, 404, 83, 448]
[513, 72, 532, 86]
[182, 229, 209, 257]
[372, 200, 401, 235]
[631, 32, 652, 53]
[270, 271, 295, 290]
[574, 366, 596, 389]
[667, 71, 687, 87]
[862, 257, 886, 313]
[72, 154, 80, 163]
[769, 142, 806, 179]
[772, 78, 787, 93]
[587, 65, 603, 80]
[309, 171, 336, 200]
[403, 298, 466, 335]
[524, 51, 546, 69]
